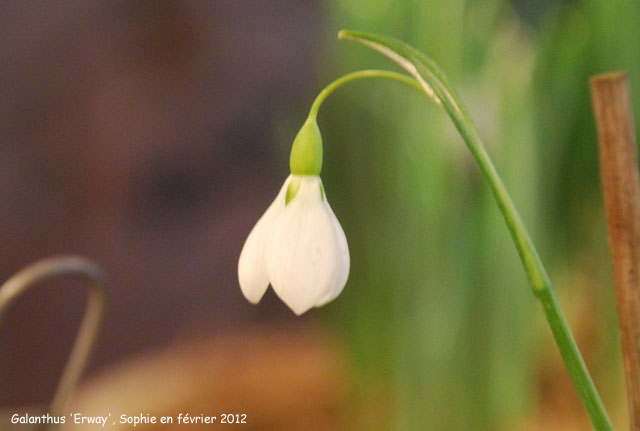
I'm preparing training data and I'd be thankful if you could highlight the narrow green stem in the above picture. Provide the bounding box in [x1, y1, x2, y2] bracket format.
[539, 287, 612, 429]
[460, 122, 613, 431]
[308, 69, 426, 119]
[328, 30, 613, 431]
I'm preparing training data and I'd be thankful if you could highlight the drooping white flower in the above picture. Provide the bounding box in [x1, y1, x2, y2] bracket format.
[238, 174, 349, 315]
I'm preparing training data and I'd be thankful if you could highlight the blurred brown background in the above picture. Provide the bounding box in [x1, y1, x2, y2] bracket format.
[0, 0, 321, 407]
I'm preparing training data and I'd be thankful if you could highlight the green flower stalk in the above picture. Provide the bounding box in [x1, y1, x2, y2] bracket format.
[335, 30, 613, 431]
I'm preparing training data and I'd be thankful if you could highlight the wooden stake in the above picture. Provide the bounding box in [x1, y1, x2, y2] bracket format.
[591, 71, 640, 430]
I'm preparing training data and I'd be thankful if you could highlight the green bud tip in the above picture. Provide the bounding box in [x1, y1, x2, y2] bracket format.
[289, 116, 323, 176]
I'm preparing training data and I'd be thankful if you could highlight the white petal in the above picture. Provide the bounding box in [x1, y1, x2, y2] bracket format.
[238, 175, 291, 303]
[314, 198, 349, 307]
[266, 176, 342, 315]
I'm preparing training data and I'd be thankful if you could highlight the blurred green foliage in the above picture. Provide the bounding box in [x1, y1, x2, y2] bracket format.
[301, 0, 640, 429]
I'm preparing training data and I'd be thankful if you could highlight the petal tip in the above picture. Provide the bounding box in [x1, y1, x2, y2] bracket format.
[238, 277, 269, 305]
[289, 302, 312, 316]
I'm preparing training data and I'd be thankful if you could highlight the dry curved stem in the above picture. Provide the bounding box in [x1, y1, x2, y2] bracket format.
[0, 256, 107, 427]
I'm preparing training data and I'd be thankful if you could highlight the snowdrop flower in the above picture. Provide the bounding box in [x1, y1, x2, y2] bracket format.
[238, 117, 349, 315]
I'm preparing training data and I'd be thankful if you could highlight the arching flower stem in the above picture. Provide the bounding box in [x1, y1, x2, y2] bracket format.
[336, 29, 614, 431]
[302, 33, 614, 431]
[308, 69, 430, 119]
